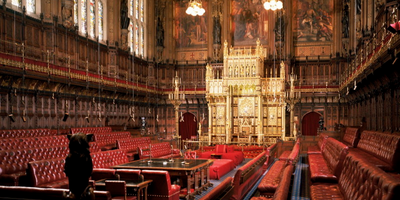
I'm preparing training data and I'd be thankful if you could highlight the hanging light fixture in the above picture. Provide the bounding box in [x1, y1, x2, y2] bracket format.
[186, 0, 205, 16]
[264, 0, 283, 11]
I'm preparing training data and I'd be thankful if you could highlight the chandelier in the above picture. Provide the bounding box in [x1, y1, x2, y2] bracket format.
[186, 0, 205, 16]
[263, 0, 283, 10]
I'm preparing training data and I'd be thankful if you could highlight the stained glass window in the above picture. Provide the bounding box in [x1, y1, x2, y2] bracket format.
[81, 0, 87, 35]
[26, 0, 35, 13]
[129, 0, 134, 16]
[12, 0, 21, 8]
[129, 21, 134, 53]
[140, 0, 144, 22]
[129, 0, 145, 57]
[89, 0, 95, 38]
[140, 25, 144, 56]
[135, 0, 139, 19]
[135, 24, 139, 55]
[74, 0, 78, 25]
[98, 1, 103, 41]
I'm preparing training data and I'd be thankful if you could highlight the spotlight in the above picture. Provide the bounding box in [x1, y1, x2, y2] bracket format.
[62, 112, 69, 122]
[9, 114, 15, 122]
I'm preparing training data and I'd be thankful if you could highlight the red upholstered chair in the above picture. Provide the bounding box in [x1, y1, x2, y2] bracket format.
[116, 169, 143, 182]
[141, 170, 181, 200]
[91, 168, 119, 181]
[184, 151, 197, 159]
[105, 180, 136, 200]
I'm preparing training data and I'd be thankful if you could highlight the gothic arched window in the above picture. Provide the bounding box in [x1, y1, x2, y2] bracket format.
[74, 0, 106, 41]
[129, 0, 146, 57]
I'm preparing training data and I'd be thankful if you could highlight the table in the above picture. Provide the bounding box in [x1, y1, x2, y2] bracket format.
[210, 153, 222, 159]
[111, 158, 214, 200]
[95, 179, 152, 200]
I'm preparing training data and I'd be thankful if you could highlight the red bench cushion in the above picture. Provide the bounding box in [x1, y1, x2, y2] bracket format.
[308, 154, 337, 182]
[209, 159, 235, 180]
[257, 160, 286, 195]
[278, 151, 291, 160]
[310, 183, 343, 200]
[307, 145, 321, 154]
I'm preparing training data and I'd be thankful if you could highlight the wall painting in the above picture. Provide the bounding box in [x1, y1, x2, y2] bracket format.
[175, 0, 208, 49]
[293, 0, 333, 42]
[231, 0, 269, 46]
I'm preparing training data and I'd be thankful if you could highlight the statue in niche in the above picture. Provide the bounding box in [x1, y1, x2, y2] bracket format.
[120, 0, 130, 29]
[274, 11, 285, 42]
[342, 4, 349, 38]
[213, 15, 221, 45]
[356, 0, 361, 15]
[156, 17, 164, 47]
[62, 1, 73, 29]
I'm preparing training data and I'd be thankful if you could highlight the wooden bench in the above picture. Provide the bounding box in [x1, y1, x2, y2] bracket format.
[231, 151, 267, 200]
[258, 139, 300, 197]
[199, 177, 234, 200]
[251, 164, 294, 200]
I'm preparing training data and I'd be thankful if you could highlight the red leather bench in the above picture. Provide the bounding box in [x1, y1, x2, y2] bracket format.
[0, 146, 69, 186]
[70, 126, 112, 134]
[28, 158, 68, 188]
[199, 177, 234, 200]
[252, 164, 294, 200]
[91, 149, 129, 168]
[349, 130, 400, 172]
[308, 133, 329, 154]
[0, 185, 112, 200]
[117, 137, 151, 160]
[0, 129, 57, 138]
[310, 153, 400, 200]
[0, 135, 69, 151]
[258, 140, 299, 197]
[257, 160, 287, 197]
[141, 170, 181, 200]
[341, 127, 361, 147]
[209, 159, 235, 180]
[242, 145, 265, 158]
[94, 131, 131, 151]
[231, 151, 267, 200]
[138, 142, 181, 160]
[199, 144, 244, 166]
[308, 137, 348, 183]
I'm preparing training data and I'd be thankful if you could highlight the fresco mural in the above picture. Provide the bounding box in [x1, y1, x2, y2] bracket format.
[231, 0, 269, 46]
[293, 0, 333, 42]
[175, 0, 208, 48]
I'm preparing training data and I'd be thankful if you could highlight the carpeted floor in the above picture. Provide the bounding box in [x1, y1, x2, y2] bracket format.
[185, 158, 252, 200]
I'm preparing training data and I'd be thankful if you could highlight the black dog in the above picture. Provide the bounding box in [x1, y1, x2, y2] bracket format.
[64, 133, 94, 200]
